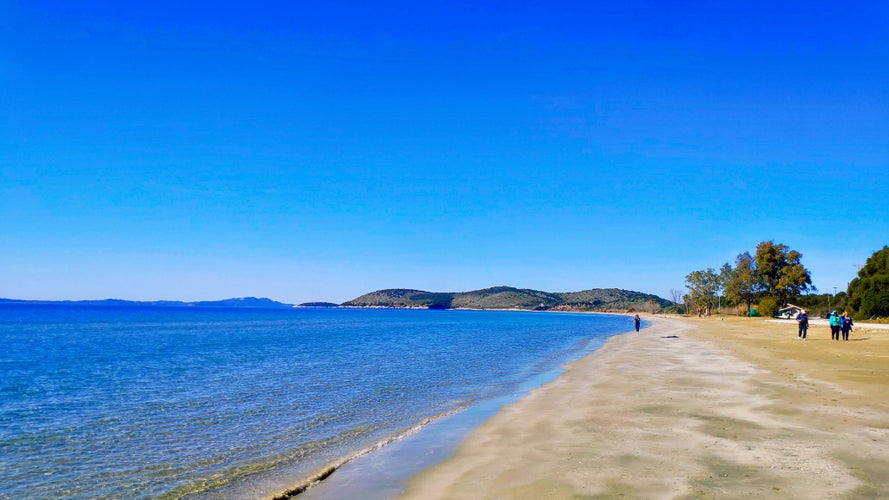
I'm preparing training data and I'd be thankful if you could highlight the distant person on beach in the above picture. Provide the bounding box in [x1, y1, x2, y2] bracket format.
[796, 310, 809, 340]
[829, 311, 841, 340]
[841, 311, 853, 341]
[634, 314, 641, 332]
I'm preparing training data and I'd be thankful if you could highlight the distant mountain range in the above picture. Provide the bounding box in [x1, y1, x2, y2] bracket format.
[1, 287, 673, 312]
[341, 286, 671, 311]
[0, 297, 294, 309]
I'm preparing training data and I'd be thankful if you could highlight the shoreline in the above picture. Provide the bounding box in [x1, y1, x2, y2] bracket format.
[267, 407, 467, 500]
[399, 316, 889, 498]
[282, 310, 632, 500]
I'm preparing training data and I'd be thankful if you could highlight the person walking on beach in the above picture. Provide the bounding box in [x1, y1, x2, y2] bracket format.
[797, 309, 809, 340]
[841, 311, 853, 341]
[634, 314, 641, 332]
[829, 311, 842, 340]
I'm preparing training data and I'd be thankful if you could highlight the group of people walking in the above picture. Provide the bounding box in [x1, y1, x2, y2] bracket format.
[796, 310, 853, 341]
[829, 310, 854, 341]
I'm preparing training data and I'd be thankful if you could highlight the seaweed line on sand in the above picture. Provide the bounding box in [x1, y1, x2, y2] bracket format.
[269, 406, 467, 499]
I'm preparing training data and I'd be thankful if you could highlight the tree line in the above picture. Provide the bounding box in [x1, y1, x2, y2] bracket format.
[683, 241, 812, 317]
[682, 242, 889, 320]
[847, 246, 889, 319]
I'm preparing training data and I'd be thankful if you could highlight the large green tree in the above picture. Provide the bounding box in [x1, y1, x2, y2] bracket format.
[724, 251, 760, 315]
[754, 241, 813, 307]
[847, 246, 889, 318]
[685, 267, 722, 316]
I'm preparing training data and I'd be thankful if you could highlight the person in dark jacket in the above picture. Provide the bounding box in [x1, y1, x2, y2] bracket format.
[841, 311, 853, 341]
[797, 310, 809, 340]
[634, 314, 641, 332]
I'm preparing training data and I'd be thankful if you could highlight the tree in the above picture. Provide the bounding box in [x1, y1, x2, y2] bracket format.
[754, 241, 813, 307]
[717, 262, 732, 313]
[724, 251, 760, 315]
[669, 288, 685, 314]
[685, 268, 721, 316]
[847, 246, 889, 318]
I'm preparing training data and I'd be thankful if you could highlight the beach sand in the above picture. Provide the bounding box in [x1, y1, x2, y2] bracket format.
[399, 316, 889, 498]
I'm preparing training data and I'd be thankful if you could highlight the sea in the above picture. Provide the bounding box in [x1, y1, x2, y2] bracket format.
[0, 304, 634, 499]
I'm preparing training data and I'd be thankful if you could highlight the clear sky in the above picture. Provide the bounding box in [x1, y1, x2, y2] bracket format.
[2, 1, 888, 304]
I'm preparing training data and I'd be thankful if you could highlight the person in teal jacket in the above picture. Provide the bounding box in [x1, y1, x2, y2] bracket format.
[829, 311, 842, 340]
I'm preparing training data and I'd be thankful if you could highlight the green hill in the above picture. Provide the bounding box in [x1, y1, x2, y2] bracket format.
[341, 289, 434, 308]
[450, 286, 564, 310]
[557, 288, 670, 310]
[342, 286, 671, 311]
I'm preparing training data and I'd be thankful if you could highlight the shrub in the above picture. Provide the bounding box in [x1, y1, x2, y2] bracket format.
[663, 305, 684, 314]
[758, 297, 778, 317]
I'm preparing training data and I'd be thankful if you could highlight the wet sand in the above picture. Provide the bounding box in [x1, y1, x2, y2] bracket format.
[400, 316, 889, 498]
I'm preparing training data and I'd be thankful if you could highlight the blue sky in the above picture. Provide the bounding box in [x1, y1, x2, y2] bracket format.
[2, 1, 887, 304]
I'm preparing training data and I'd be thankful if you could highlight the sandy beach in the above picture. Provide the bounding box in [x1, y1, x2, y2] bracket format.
[399, 316, 889, 498]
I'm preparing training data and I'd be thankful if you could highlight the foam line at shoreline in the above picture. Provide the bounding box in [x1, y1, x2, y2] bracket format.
[269, 407, 466, 499]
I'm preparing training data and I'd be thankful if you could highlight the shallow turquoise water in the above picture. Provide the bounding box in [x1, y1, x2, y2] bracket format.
[0, 305, 631, 498]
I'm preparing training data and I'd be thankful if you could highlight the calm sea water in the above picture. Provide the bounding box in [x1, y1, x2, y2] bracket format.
[0, 305, 631, 499]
